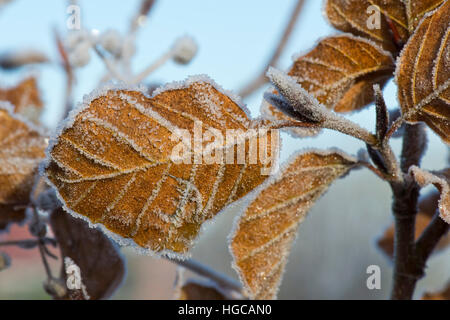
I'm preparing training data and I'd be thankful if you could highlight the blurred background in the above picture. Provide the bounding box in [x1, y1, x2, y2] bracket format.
[0, 0, 448, 299]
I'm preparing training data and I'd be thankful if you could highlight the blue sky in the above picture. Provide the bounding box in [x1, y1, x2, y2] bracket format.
[0, 0, 446, 166]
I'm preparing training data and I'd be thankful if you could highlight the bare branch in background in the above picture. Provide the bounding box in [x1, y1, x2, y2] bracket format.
[238, 0, 305, 98]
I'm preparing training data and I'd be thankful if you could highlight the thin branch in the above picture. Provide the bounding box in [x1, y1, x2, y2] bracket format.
[415, 210, 449, 266]
[238, 0, 305, 98]
[131, 49, 174, 84]
[166, 257, 243, 294]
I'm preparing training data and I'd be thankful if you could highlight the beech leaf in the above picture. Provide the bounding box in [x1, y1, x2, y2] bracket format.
[50, 207, 126, 300]
[44, 78, 279, 257]
[396, 1, 450, 144]
[0, 103, 46, 230]
[261, 35, 394, 137]
[0, 77, 43, 123]
[229, 150, 357, 299]
[410, 166, 450, 224]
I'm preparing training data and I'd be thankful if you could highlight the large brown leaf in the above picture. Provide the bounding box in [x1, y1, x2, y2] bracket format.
[45, 78, 279, 256]
[410, 166, 450, 224]
[396, 1, 450, 144]
[0, 77, 43, 123]
[0, 104, 46, 230]
[230, 150, 357, 299]
[50, 207, 126, 300]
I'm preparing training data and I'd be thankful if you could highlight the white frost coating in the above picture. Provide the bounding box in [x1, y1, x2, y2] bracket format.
[291, 32, 394, 64]
[409, 166, 450, 224]
[151, 74, 252, 118]
[227, 148, 358, 298]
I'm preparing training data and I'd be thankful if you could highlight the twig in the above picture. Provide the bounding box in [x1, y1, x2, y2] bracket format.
[131, 49, 174, 84]
[166, 257, 243, 294]
[238, 0, 305, 98]
[415, 210, 449, 268]
[55, 29, 75, 120]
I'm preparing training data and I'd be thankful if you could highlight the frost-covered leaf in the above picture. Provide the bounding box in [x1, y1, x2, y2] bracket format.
[422, 282, 450, 300]
[404, 0, 446, 31]
[50, 207, 126, 300]
[325, 0, 408, 50]
[0, 104, 46, 230]
[289, 35, 394, 112]
[0, 77, 43, 123]
[396, 1, 450, 144]
[377, 190, 450, 259]
[230, 150, 357, 300]
[410, 166, 450, 224]
[260, 35, 394, 137]
[44, 78, 278, 257]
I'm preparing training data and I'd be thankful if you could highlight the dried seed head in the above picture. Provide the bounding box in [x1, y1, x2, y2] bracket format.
[172, 36, 198, 64]
[99, 29, 123, 56]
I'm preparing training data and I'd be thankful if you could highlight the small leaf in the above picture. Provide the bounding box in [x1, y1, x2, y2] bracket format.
[374, 84, 389, 140]
[377, 190, 450, 260]
[230, 150, 357, 299]
[410, 166, 450, 224]
[49, 207, 126, 300]
[45, 78, 278, 256]
[422, 282, 450, 300]
[396, 1, 450, 144]
[0, 77, 43, 123]
[0, 104, 46, 230]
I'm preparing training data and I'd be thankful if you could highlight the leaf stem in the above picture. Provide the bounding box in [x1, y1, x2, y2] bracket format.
[166, 257, 243, 294]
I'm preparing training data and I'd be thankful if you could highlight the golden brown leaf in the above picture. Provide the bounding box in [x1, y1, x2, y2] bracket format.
[260, 35, 394, 136]
[0, 77, 43, 123]
[45, 79, 279, 256]
[422, 282, 450, 300]
[404, 0, 446, 31]
[325, 0, 408, 50]
[0, 105, 46, 230]
[377, 190, 450, 259]
[50, 207, 126, 300]
[410, 166, 450, 224]
[230, 150, 357, 299]
[396, 1, 450, 144]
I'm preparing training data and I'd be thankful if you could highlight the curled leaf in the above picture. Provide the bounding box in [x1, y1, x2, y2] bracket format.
[50, 207, 126, 300]
[0, 77, 43, 123]
[0, 104, 46, 230]
[45, 78, 279, 256]
[410, 166, 450, 224]
[230, 150, 357, 299]
[176, 277, 242, 300]
[396, 1, 450, 144]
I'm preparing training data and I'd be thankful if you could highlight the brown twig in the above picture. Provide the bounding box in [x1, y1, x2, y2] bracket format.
[238, 0, 305, 98]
